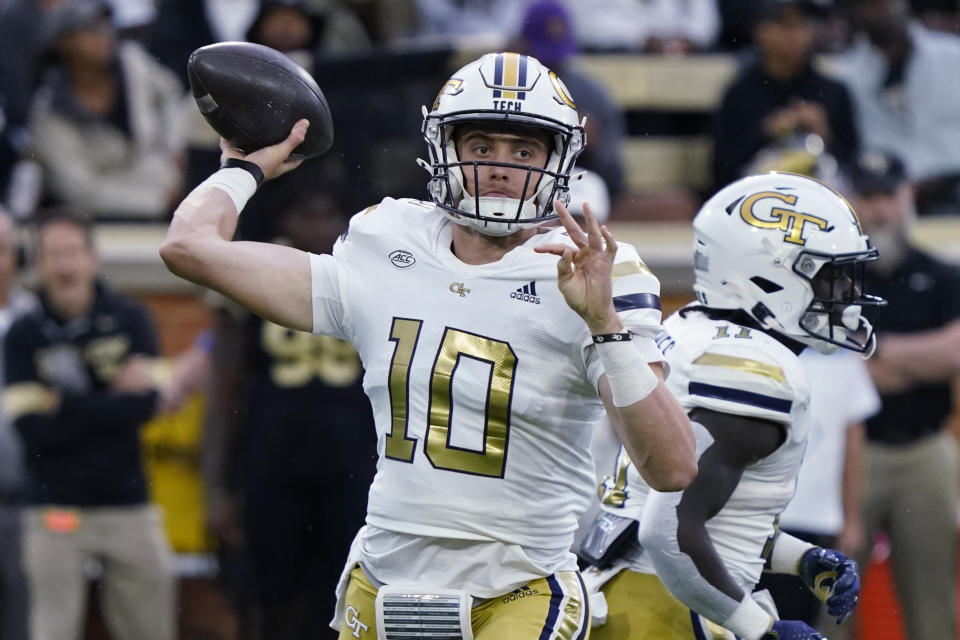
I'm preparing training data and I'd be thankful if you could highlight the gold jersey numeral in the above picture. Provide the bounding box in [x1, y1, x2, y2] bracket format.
[386, 318, 422, 462]
[599, 446, 632, 508]
[426, 328, 516, 477]
[713, 325, 753, 340]
[385, 318, 516, 477]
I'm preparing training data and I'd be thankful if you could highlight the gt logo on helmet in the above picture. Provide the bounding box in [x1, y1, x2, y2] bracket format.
[739, 191, 830, 246]
[431, 78, 463, 111]
[549, 70, 576, 109]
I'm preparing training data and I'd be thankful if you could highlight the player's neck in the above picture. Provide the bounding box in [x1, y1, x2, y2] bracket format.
[451, 225, 537, 265]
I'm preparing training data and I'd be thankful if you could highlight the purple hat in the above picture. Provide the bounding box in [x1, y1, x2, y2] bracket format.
[753, 0, 829, 24]
[43, 0, 113, 48]
[521, 0, 578, 67]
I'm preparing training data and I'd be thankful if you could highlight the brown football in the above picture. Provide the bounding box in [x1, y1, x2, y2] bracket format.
[187, 42, 333, 159]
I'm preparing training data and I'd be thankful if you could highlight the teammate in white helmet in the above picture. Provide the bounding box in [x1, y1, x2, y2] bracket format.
[581, 172, 885, 640]
[160, 52, 696, 639]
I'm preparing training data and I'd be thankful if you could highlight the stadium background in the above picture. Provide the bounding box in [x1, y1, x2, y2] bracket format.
[4, 2, 960, 638]
[113, 50, 960, 640]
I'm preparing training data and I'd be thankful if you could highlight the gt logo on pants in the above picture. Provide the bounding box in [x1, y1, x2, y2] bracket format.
[345, 605, 368, 638]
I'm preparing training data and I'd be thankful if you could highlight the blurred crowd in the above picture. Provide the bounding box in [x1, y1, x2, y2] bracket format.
[0, 0, 960, 639]
[0, 0, 959, 226]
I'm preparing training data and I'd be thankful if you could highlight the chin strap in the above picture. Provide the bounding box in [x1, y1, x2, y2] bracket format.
[798, 305, 874, 355]
[751, 302, 775, 328]
[841, 305, 862, 330]
[860, 317, 878, 358]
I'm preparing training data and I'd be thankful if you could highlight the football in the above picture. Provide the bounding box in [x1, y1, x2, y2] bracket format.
[187, 42, 334, 159]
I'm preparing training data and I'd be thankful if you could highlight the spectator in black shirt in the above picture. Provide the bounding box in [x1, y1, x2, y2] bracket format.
[713, 0, 859, 190]
[0, 100, 20, 200]
[839, 149, 960, 640]
[3, 209, 176, 640]
[0, 207, 36, 640]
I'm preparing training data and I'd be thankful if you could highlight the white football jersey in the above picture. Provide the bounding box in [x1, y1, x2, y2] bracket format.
[600, 306, 810, 590]
[309, 198, 665, 589]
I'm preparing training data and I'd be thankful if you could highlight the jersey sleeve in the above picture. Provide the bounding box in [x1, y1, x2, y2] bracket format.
[584, 243, 665, 386]
[611, 242, 663, 339]
[308, 252, 348, 340]
[838, 353, 881, 424]
[684, 341, 800, 426]
[4, 319, 46, 404]
[317, 203, 394, 340]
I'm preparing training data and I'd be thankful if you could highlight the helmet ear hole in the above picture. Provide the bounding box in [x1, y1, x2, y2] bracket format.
[750, 276, 784, 294]
[751, 302, 774, 325]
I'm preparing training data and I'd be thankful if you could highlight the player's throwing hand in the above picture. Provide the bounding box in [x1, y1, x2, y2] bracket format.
[219, 119, 310, 181]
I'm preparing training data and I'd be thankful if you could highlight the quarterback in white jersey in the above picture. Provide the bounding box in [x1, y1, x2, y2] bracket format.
[160, 52, 696, 640]
[582, 173, 886, 640]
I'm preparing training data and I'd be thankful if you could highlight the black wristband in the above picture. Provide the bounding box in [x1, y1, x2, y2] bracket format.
[592, 332, 632, 344]
[221, 158, 265, 187]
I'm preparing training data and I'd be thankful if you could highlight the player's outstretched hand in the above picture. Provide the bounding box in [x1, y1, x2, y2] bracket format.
[534, 200, 620, 333]
[798, 547, 860, 624]
[762, 619, 827, 639]
[219, 119, 310, 181]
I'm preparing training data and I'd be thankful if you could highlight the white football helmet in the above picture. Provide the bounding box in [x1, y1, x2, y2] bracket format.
[421, 52, 585, 236]
[692, 172, 885, 354]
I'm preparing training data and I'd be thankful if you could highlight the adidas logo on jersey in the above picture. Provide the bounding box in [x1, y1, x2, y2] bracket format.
[510, 281, 541, 304]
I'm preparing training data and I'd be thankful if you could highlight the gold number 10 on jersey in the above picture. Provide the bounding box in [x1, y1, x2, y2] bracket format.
[385, 317, 518, 478]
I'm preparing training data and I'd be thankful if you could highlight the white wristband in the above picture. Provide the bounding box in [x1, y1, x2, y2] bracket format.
[596, 340, 659, 407]
[194, 167, 258, 215]
[769, 533, 817, 574]
[723, 595, 774, 640]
